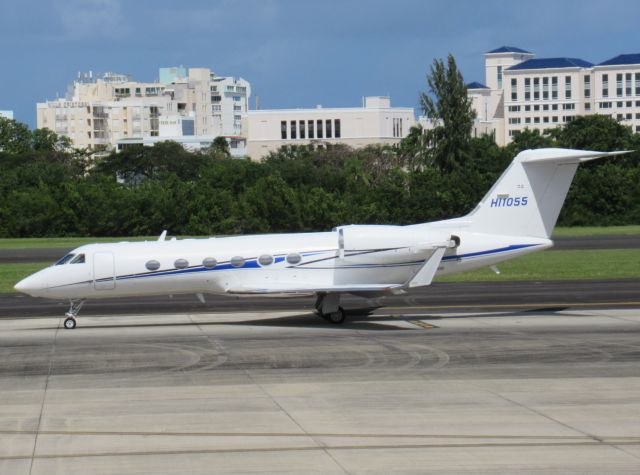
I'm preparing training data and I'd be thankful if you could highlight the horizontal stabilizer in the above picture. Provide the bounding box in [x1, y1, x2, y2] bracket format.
[405, 246, 447, 288]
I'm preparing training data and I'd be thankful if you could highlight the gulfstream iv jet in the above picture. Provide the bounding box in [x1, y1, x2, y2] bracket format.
[15, 148, 626, 329]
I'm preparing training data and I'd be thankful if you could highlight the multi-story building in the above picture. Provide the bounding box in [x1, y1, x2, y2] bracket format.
[467, 47, 640, 145]
[36, 68, 251, 151]
[245, 96, 415, 160]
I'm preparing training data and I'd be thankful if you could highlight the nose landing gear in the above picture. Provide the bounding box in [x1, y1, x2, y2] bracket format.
[63, 300, 85, 330]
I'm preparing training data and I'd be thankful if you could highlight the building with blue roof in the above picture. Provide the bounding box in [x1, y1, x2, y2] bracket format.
[464, 46, 640, 146]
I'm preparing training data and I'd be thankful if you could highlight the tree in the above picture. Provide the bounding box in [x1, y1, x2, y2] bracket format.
[0, 117, 33, 155]
[210, 136, 231, 157]
[420, 54, 476, 172]
[551, 115, 632, 151]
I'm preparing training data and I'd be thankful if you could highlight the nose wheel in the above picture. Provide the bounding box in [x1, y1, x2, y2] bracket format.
[63, 317, 77, 329]
[63, 300, 85, 330]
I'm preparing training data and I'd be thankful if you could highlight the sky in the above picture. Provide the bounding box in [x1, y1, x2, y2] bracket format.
[2, 0, 640, 127]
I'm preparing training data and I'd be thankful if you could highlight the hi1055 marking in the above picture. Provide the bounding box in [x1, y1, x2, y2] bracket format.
[490, 196, 528, 207]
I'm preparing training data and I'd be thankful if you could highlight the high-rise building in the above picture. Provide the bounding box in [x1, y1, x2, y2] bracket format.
[466, 47, 640, 145]
[36, 68, 251, 151]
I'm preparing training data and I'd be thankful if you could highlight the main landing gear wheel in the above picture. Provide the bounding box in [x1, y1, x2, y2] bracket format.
[63, 317, 77, 330]
[327, 307, 346, 324]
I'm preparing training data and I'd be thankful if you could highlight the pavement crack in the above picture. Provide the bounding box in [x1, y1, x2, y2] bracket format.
[28, 318, 60, 475]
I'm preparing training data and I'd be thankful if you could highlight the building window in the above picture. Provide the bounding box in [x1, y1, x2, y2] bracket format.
[599, 102, 612, 109]
[525, 105, 531, 111]
[602, 74, 609, 97]
[552, 104, 558, 110]
[626, 73, 632, 96]
[525, 117, 531, 124]
[636, 73, 640, 96]
[617, 101, 623, 107]
[534, 117, 540, 124]
[616, 73, 623, 97]
[552, 116, 558, 123]
[565, 76, 572, 99]
[281, 121, 287, 139]
[497, 66, 503, 89]
[585, 103, 591, 111]
[290, 120, 297, 139]
[335, 119, 341, 138]
[511, 78, 517, 101]
[308, 120, 314, 139]
[534, 105, 540, 111]
[543, 104, 549, 111]
[299, 120, 305, 139]
[325, 119, 332, 138]
[533, 77, 540, 100]
[316, 119, 323, 138]
[508, 117, 521, 124]
[542, 77, 549, 100]
[552, 76, 558, 100]
[584, 75, 591, 99]
[524, 78, 531, 101]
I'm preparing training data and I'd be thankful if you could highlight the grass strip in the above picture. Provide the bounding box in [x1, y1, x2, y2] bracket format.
[437, 248, 640, 282]
[2, 249, 639, 293]
[0, 226, 638, 250]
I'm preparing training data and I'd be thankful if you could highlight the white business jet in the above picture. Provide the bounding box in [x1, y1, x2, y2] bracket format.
[15, 148, 626, 329]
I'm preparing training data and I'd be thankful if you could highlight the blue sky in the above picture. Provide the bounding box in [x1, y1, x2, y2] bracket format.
[2, 0, 640, 127]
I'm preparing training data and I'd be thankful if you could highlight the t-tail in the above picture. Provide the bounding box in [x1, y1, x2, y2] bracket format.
[465, 148, 628, 239]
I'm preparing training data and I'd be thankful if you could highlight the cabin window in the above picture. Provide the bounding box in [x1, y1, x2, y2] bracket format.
[258, 254, 274, 266]
[203, 257, 217, 268]
[174, 259, 189, 269]
[230, 256, 245, 267]
[145, 260, 160, 271]
[286, 253, 302, 265]
[54, 254, 75, 265]
[70, 254, 85, 264]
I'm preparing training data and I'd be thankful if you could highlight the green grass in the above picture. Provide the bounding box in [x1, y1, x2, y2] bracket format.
[0, 262, 49, 293]
[552, 225, 640, 237]
[0, 237, 156, 249]
[436, 248, 640, 283]
[0, 226, 637, 250]
[3, 249, 639, 294]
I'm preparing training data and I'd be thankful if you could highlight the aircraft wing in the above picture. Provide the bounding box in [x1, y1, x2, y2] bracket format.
[225, 283, 405, 295]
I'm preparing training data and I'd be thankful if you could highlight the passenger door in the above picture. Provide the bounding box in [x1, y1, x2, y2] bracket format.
[93, 252, 116, 290]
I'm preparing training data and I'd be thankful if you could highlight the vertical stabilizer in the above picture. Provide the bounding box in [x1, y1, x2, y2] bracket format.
[467, 148, 627, 238]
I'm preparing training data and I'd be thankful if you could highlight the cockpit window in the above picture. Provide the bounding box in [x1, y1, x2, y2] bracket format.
[70, 254, 85, 264]
[54, 253, 75, 266]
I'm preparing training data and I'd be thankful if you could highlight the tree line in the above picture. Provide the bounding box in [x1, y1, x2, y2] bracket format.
[0, 55, 638, 237]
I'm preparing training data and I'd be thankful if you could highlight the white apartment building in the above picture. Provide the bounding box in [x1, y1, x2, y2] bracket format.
[245, 96, 415, 160]
[468, 47, 640, 145]
[0, 110, 14, 120]
[36, 68, 251, 151]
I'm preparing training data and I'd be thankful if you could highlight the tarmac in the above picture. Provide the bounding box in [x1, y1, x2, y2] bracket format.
[2, 302, 640, 474]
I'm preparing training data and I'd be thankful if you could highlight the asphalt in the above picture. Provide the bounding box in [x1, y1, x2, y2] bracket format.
[1, 234, 639, 264]
[2, 306, 640, 474]
[1, 278, 639, 319]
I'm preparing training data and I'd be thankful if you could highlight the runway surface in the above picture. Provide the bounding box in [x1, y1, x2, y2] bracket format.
[1, 278, 639, 320]
[2, 305, 640, 474]
[1, 234, 639, 263]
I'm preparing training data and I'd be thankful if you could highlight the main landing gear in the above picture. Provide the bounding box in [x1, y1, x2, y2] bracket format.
[63, 300, 84, 330]
[314, 293, 346, 324]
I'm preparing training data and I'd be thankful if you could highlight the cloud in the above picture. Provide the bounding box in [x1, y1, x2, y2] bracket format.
[54, 0, 131, 39]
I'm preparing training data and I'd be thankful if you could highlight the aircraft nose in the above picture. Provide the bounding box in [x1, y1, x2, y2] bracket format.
[14, 274, 47, 296]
